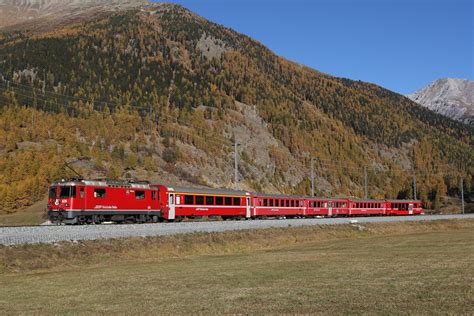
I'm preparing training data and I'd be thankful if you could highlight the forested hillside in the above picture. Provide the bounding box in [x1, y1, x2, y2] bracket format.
[0, 3, 472, 213]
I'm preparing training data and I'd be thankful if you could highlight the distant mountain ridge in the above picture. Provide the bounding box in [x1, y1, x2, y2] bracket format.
[407, 78, 474, 125]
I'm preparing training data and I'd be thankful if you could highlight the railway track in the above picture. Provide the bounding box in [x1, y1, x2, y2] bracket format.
[1, 214, 473, 246]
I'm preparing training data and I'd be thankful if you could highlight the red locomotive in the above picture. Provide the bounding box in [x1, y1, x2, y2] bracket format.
[47, 178, 423, 224]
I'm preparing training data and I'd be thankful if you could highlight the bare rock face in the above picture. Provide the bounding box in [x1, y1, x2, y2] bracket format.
[0, 0, 150, 30]
[407, 78, 474, 125]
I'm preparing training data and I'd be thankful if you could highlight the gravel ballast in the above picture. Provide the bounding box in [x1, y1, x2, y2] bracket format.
[1, 214, 473, 246]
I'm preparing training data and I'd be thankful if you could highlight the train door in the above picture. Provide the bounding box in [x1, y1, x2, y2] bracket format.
[328, 201, 333, 217]
[246, 197, 251, 218]
[168, 193, 175, 220]
[253, 197, 257, 217]
[408, 203, 413, 215]
[77, 186, 85, 211]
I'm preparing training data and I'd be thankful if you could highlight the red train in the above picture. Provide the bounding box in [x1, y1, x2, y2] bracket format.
[47, 178, 423, 224]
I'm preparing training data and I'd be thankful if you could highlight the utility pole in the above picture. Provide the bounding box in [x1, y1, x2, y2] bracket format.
[234, 142, 240, 185]
[310, 158, 314, 197]
[460, 176, 464, 214]
[364, 166, 368, 199]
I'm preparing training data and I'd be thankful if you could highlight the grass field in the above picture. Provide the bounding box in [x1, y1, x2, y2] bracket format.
[0, 199, 46, 226]
[1, 220, 473, 314]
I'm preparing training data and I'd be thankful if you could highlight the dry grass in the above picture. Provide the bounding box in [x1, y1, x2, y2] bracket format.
[1, 220, 473, 314]
[0, 199, 46, 226]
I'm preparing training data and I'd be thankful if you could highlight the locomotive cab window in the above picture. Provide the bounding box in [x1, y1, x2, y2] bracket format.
[60, 186, 76, 198]
[135, 191, 145, 200]
[94, 188, 106, 198]
[49, 187, 57, 199]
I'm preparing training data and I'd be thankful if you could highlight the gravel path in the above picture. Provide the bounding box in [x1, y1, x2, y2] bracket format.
[1, 214, 473, 246]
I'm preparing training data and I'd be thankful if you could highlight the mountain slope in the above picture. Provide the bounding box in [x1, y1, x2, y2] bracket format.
[0, 2, 472, 214]
[407, 78, 474, 125]
[0, 0, 148, 31]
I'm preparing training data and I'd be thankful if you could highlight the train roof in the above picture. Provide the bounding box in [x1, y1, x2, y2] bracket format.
[254, 192, 308, 199]
[348, 198, 386, 202]
[51, 178, 154, 189]
[166, 186, 250, 196]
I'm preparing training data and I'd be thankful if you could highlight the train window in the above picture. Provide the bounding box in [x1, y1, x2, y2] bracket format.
[184, 195, 194, 205]
[269, 199, 274, 207]
[80, 188, 85, 198]
[94, 188, 106, 198]
[59, 186, 75, 198]
[290, 200, 294, 207]
[136, 191, 145, 200]
[276, 200, 280, 207]
[263, 199, 268, 207]
[233, 197, 240, 206]
[225, 197, 232, 206]
[206, 196, 214, 205]
[48, 187, 57, 198]
[216, 196, 223, 205]
[196, 195, 204, 205]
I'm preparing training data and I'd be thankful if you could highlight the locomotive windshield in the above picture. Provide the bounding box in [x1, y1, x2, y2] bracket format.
[48, 187, 57, 199]
[59, 186, 76, 198]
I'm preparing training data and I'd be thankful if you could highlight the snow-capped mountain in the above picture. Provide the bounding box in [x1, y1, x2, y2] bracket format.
[407, 78, 474, 125]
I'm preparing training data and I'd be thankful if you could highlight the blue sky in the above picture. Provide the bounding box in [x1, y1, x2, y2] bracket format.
[154, 0, 473, 94]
